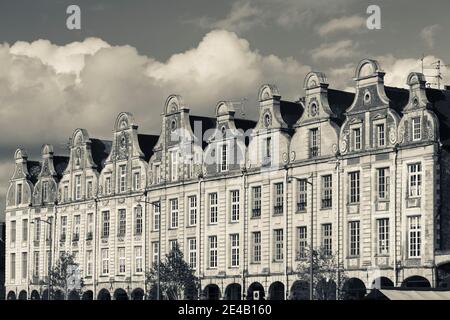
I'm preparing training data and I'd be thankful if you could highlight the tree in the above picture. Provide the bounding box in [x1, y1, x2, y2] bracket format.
[295, 246, 347, 300]
[40, 251, 84, 299]
[146, 243, 199, 300]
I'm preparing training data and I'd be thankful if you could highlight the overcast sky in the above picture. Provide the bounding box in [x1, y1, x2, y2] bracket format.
[1, 0, 450, 217]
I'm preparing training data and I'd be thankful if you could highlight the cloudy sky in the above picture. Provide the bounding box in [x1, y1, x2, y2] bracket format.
[1, 0, 449, 217]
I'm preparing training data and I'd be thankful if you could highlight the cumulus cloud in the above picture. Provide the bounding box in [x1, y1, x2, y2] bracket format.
[420, 24, 441, 49]
[310, 40, 360, 61]
[0, 30, 311, 216]
[317, 15, 366, 36]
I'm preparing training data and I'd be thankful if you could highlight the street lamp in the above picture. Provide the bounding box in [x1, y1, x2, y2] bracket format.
[136, 198, 161, 300]
[31, 217, 53, 300]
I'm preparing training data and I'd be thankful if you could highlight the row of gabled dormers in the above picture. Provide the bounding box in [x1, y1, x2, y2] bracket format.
[6, 58, 449, 208]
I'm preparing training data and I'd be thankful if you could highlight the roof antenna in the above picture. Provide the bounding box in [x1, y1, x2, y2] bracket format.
[230, 98, 247, 118]
[423, 58, 449, 89]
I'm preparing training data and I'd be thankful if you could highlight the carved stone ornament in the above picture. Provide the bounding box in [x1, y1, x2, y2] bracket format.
[389, 125, 397, 144]
[116, 132, 129, 160]
[398, 122, 405, 143]
[282, 152, 288, 164]
[263, 112, 272, 128]
[426, 119, 434, 140]
[332, 143, 338, 154]
[290, 151, 296, 162]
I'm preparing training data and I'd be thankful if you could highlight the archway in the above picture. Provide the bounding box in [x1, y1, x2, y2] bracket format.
[224, 283, 242, 300]
[82, 290, 93, 300]
[401, 276, 431, 289]
[343, 278, 366, 300]
[437, 262, 450, 288]
[18, 290, 27, 300]
[68, 290, 80, 300]
[113, 288, 129, 300]
[203, 284, 221, 300]
[31, 290, 40, 300]
[290, 280, 309, 300]
[131, 288, 145, 300]
[247, 282, 265, 300]
[7, 291, 16, 300]
[371, 277, 394, 289]
[268, 281, 285, 300]
[54, 290, 65, 300]
[42, 289, 49, 300]
[97, 288, 111, 300]
[316, 279, 337, 300]
[184, 283, 198, 300]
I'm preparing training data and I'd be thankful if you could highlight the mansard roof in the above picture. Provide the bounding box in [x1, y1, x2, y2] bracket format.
[26, 161, 41, 184]
[90, 138, 112, 172]
[189, 115, 217, 149]
[137, 134, 159, 161]
[280, 100, 303, 127]
[327, 89, 355, 124]
[385, 86, 410, 114]
[427, 87, 450, 148]
[53, 156, 69, 180]
[234, 118, 257, 132]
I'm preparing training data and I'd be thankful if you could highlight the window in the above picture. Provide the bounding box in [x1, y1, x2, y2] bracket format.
[251, 186, 261, 218]
[188, 238, 197, 269]
[274, 229, 284, 261]
[60, 216, 66, 241]
[86, 250, 93, 276]
[34, 219, 41, 243]
[170, 199, 179, 229]
[412, 117, 421, 141]
[377, 168, 389, 200]
[377, 124, 385, 147]
[230, 234, 240, 267]
[152, 242, 159, 264]
[102, 211, 110, 238]
[134, 206, 143, 235]
[154, 164, 160, 184]
[408, 163, 422, 197]
[45, 218, 52, 242]
[73, 215, 80, 241]
[63, 185, 69, 202]
[188, 195, 197, 226]
[42, 181, 48, 202]
[265, 137, 272, 159]
[33, 252, 39, 277]
[274, 183, 284, 215]
[209, 193, 218, 224]
[322, 224, 332, 256]
[105, 177, 111, 195]
[75, 175, 81, 200]
[101, 248, 109, 275]
[86, 180, 93, 199]
[310, 128, 319, 157]
[252, 232, 261, 263]
[169, 239, 178, 252]
[118, 209, 126, 237]
[86, 213, 93, 240]
[408, 216, 421, 258]
[10, 253, 16, 281]
[171, 150, 178, 181]
[353, 128, 361, 150]
[46, 250, 51, 272]
[377, 218, 389, 255]
[135, 246, 143, 273]
[321, 175, 332, 209]
[297, 179, 307, 211]
[349, 171, 360, 204]
[349, 221, 360, 257]
[230, 190, 240, 222]
[22, 219, 28, 242]
[219, 143, 228, 172]
[21, 252, 27, 279]
[297, 226, 307, 260]
[119, 165, 127, 193]
[153, 202, 160, 231]
[209, 236, 218, 268]
[133, 172, 140, 191]
[10, 221, 16, 244]
[16, 183, 22, 205]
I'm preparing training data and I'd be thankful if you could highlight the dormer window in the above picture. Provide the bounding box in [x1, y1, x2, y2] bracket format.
[352, 128, 361, 151]
[154, 164, 160, 184]
[376, 124, 385, 147]
[262, 136, 272, 166]
[63, 185, 69, 202]
[86, 180, 93, 199]
[105, 176, 111, 195]
[119, 165, 127, 193]
[42, 181, 48, 202]
[16, 183, 22, 205]
[170, 151, 178, 182]
[218, 143, 228, 172]
[75, 175, 81, 200]
[133, 172, 140, 190]
[309, 128, 319, 158]
[412, 117, 421, 141]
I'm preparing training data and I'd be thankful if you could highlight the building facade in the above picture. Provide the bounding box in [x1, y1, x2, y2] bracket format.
[4, 59, 450, 300]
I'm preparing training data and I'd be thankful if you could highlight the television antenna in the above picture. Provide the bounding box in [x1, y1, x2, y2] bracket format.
[230, 98, 248, 118]
[421, 56, 449, 89]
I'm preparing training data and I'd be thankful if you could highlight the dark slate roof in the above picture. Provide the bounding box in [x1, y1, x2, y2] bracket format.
[328, 89, 355, 124]
[426, 88, 450, 148]
[90, 139, 112, 172]
[234, 118, 257, 132]
[138, 134, 159, 162]
[53, 156, 69, 180]
[385, 86, 410, 114]
[27, 161, 41, 184]
[280, 100, 303, 127]
[189, 115, 217, 149]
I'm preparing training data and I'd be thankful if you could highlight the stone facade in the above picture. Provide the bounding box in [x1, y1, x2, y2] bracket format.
[4, 58, 450, 300]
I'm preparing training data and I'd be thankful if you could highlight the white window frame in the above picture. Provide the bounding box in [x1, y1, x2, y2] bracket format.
[377, 218, 389, 255]
[274, 183, 284, 215]
[230, 234, 240, 267]
[134, 206, 143, 235]
[135, 246, 143, 273]
[102, 211, 110, 238]
[297, 226, 307, 260]
[348, 171, 360, 204]
[252, 231, 261, 263]
[188, 195, 197, 226]
[408, 163, 422, 197]
[170, 198, 179, 229]
[117, 209, 126, 237]
[102, 248, 109, 275]
[153, 202, 160, 231]
[353, 127, 361, 151]
[408, 216, 421, 258]
[133, 171, 140, 191]
[170, 150, 178, 182]
[377, 123, 385, 147]
[188, 238, 197, 270]
[209, 236, 218, 268]
[218, 143, 229, 172]
[412, 117, 421, 141]
[274, 229, 284, 261]
[75, 175, 82, 200]
[309, 128, 319, 157]
[322, 224, 332, 256]
[209, 193, 218, 224]
[118, 247, 126, 274]
[349, 221, 360, 257]
[119, 164, 127, 193]
[230, 190, 240, 222]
